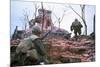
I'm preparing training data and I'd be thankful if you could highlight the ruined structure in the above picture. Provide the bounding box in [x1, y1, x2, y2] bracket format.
[29, 9, 53, 32]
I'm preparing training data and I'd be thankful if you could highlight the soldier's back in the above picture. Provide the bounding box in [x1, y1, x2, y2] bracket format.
[16, 37, 33, 53]
[16, 34, 39, 53]
[72, 21, 80, 26]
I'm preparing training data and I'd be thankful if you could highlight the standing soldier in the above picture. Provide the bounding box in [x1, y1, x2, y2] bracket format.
[70, 19, 83, 37]
[13, 26, 49, 66]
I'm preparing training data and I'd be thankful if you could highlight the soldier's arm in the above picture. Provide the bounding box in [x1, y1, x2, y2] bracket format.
[79, 22, 83, 28]
[81, 24, 83, 28]
[32, 38, 46, 56]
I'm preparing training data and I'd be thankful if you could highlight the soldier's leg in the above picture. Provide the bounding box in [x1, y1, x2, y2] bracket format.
[42, 56, 49, 64]
[26, 49, 41, 63]
[33, 39, 49, 64]
[74, 30, 77, 37]
[78, 29, 81, 35]
[74, 30, 78, 41]
[33, 39, 46, 56]
[12, 52, 27, 66]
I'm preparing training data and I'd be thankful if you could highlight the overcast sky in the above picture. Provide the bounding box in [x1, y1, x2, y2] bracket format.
[11, 0, 95, 36]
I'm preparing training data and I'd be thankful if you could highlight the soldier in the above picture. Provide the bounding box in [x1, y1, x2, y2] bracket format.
[14, 26, 49, 66]
[70, 19, 83, 37]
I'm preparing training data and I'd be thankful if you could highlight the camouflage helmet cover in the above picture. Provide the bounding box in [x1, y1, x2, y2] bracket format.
[32, 26, 41, 34]
[75, 18, 78, 21]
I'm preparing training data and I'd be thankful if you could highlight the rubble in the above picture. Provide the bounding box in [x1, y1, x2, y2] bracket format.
[43, 35, 95, 63]
[10, 29, 95, 64]
[11, 34, 95, 64]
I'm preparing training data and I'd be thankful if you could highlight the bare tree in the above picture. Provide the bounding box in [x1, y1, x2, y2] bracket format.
[80, 5, 87, 35]
[67, 5, 87, 35]
[53, 10, 66, 29]
[32, 2, 39, 19]
[28, 3, 39, 28]
[23, 9, 29, 32]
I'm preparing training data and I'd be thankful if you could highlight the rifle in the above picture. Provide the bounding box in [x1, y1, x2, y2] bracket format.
[40, 30, 51, 40]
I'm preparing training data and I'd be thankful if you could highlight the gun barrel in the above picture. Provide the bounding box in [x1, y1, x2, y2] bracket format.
[41, 30, 51, 40]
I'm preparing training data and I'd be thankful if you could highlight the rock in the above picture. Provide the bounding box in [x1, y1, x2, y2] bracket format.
[68, 46, 87, 54]
[60, 55, 81, 63]
[84, 41, 92, 44]
[59, 57, 70, 63]
[70, 58, 81, 63]
[82, 54, 89, 57]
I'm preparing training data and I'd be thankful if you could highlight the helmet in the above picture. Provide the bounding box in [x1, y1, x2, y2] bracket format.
[75, 18, 78, 21]
[32, 26, 41, 34]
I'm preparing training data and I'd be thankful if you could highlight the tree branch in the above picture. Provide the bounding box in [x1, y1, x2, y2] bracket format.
[68, 5, 82, 19]
[68, 5, 86, 24]
[32, 2, 39, 18]
[60, 10, 66, 22]
[53, 12, 59, 20]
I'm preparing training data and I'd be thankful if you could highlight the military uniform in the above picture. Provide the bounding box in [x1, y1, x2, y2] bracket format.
[16, 35, 39, 57]
[71, 19, 83, 37]
[15, 26, 48, 65]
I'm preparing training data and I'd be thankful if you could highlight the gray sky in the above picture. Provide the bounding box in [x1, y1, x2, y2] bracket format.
[11, 0, 95, 36]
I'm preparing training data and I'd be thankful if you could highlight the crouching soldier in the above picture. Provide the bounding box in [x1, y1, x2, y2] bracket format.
[14, 26, 49, 66]
[70, 19, 83, 37]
